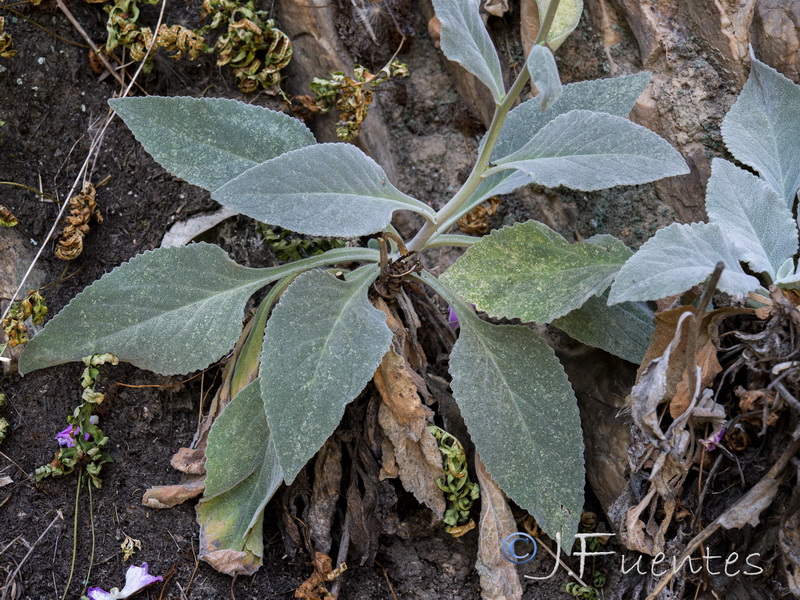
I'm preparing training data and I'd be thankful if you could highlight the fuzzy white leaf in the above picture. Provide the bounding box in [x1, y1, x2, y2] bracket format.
[706, 158, 797, 280]
[489, 110, 689, 191]
[527, 44, 562, 111]
[213, 144, 434, 237]
[721, 53, 800, 207]
[432, 0, 505, 102]
[608, 222, 760, 304]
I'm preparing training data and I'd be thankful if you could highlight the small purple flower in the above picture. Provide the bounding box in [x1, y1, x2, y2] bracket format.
[447, 306, 459, 329]
[700, 428, 726, 451]
[55, 425, 78, 448]
[87, 563, 163, 599]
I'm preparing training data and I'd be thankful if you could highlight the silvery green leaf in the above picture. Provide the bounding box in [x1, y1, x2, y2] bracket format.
[213, 144, 434, 237]
[432, 0, 505, 102]
[489, 110, 689, 191]
[197, 380, 283, 575]
[552, 292, 654, 364]
[535, 0, 583, 50]
[19, 245, 379, 375]
[721, 54, 800, 207]
[776, 258, 795, 281]
[440, 221, 631, 323]
[444, 292, 583, 548]
[109, 97, 315, 192]
[608, 222, 760, 304]
[527, 44, 562, 111]
[706, 158, 797, 280]
[493, 72, 651, 160]
[261, 266, 392, 483]
[441, 73, 652, 233]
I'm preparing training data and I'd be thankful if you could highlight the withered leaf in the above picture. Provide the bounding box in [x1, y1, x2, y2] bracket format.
[717, 477, 780, 529]
[170, 447, 206, 475]
[377, 401, 445, 520]
[670, 340, 722, 418]
[474, 454, 523, 600]
[142, 479, 205, 508]
[308, 439, 342, 555]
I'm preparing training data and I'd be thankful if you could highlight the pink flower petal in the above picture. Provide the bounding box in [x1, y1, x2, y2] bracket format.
[116, 563, 163, 597]
[86, 587, 113, 600]
[87, 563, 163, 599]
[55, 425, 77, 447]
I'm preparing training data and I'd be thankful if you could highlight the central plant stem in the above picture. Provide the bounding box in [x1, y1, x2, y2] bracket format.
[406, 0, 562, 253]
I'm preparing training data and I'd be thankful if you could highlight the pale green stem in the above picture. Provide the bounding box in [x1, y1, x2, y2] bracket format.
[61, 468, 82, 600]
[406, 0, 562, 253]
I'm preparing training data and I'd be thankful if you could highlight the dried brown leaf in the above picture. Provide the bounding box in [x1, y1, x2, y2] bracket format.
[170, 447, 206, 475]
[203, 548, 260, 577]
[520, 0, 538, 57]
[374, 347, 432, 439]
[377, 401, 445, 520]
[308, 439, 342, 555]
[142, 479, 205, 508]
[717, 477, 780, 529]
[484, 0, 508, 16]
[670, 341, 722, 417]
[474, 453, 523, 600]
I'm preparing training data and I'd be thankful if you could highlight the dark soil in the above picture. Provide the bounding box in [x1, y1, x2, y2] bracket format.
[0, 1, 737, 599]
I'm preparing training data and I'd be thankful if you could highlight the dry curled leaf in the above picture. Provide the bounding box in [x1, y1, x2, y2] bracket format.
[142, 480, 206, 508]
[374, 348, 446, 521]
[294, 551, 346, 600]
[474, 453, 523, 600]
[736, 387, 781, 426]
[670, 340, 722, 418]
[0, 17, 14, 58]
[0, 205, 18, 227]
[457, 197, 501, 236]
[55, 182, 103, 260]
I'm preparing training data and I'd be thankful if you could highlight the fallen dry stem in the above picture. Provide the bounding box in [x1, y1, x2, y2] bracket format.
[54, 0, 125, 86]
[0, 511, 63, 600]
[0, 0, 165, 355]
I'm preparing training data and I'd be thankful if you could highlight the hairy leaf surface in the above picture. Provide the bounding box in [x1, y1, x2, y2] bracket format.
[198, 380, 283, 575]
[608, 223, 760, 304]
[535, 0, 583, 50]
[527, 44, 562, 111]
[19, 245, 379, 375]
[721, 55, 800, 207]
[432, 0, 505, 102]
[706, 158, 797, 280]
[109, 97, 315, 192]
[213, 144, 434, 237]
[440, 221, 631, 323]
[442, 73, 652, 232]
[494, 72, 650, 160]
[447, 297, 584, 548]
[490, 110, 689, 191]
[552, 292, 654, 364]
[261, 266, 392, 483]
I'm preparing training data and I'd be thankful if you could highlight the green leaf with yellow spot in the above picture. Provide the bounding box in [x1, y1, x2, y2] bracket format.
[198, 379, 283, 575]
[440, 221, 632, 324]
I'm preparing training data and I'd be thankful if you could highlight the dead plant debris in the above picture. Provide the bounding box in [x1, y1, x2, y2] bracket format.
[54, 180, 103, 260]
[610, 281, 800, 599]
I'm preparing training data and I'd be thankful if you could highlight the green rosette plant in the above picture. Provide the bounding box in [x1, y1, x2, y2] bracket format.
[20, 0, 690, 573]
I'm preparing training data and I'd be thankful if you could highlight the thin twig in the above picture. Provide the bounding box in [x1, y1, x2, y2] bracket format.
[685, 262, 725, 405]
[0, 0, 165, 352]
[54, 0, 126, 87]
[0, 512, 63, 600]
[60, 469, 83, 600]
